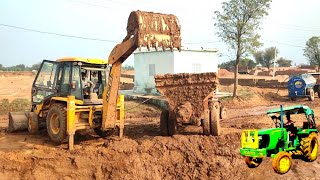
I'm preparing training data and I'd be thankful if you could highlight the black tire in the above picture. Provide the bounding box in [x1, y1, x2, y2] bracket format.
[167, 112, 177, 136]
[202, 110, 210, 135]
[94, 128, 114, 138]
[290, 97, 296, 101]
[160, 110, 169, 136]
[28, 112, 38, 134]
[245, 157, 262, 168]
[308, 88, 315, 101]
[300, 132, 318, 162]
[318, 88, 320, 98]
[220, 105, 227, 120]
[210, 102, 220, 136]
[46, 104, 67, 144]
[272, 151, 292, 174]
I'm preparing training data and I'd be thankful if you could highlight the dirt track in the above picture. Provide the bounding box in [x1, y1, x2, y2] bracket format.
[1, 74, 320, 179]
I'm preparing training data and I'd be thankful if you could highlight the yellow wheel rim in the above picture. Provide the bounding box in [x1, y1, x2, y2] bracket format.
[279, 156, 290, 173]
[310, 139, 318, 160]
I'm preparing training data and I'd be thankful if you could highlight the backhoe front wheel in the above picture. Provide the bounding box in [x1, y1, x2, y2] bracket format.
[272, 151, 292, 174]
[46, 104, 67, 144]
[28, 112, 39, 134]
[300, 132, 318, 161]
[245, 157, 262, 168]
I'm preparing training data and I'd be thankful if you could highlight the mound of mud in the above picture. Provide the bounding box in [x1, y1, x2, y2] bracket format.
[0, 133, 251, 180]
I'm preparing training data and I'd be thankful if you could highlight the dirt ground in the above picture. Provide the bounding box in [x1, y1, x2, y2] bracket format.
[1, 73, 320, 180]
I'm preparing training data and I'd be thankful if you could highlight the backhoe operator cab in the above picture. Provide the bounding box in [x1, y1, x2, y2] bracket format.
[32, 58, 108, 105]
[30, 58, 117, 144]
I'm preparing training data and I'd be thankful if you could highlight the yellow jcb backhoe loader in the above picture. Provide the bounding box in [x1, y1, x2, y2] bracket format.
[8, 10, 181, 149]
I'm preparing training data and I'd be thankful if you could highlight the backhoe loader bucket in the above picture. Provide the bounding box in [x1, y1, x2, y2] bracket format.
[126, 10, 181, 51]
[7, 112, 28, 133]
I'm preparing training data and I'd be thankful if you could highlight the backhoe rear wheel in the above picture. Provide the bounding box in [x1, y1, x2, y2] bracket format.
[272, 151, 292, 174]
[245, 157, 262, 168]
[46, 104, 67, 144]
[300, 132, 318, 162]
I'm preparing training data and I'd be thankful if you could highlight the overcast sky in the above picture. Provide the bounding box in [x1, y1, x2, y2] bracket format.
[0, 0, 320, 67]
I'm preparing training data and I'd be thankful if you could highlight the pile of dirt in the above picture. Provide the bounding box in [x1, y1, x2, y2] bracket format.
[0, 133, 246, 180]
[218, 69, 233, 76]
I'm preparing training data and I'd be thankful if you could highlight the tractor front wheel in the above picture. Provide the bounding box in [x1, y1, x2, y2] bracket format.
[245, 157, 262, 168]
[46, 104, 67, 144]
[272, 151, 292, 174]
[300, 132, 318, 161]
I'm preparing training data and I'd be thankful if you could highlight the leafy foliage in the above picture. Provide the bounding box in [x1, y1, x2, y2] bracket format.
[214, 0, 271, 96]
[0, 98, 30, 115]
[277, 57, 292, 67]
[0, 62, 41, 71]
[303, 36, 320, 66]
[254, 47, 279, 69]
[219, 58, 256, 71]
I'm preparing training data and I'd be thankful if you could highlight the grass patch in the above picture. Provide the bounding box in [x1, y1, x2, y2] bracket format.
[0, 98, 31, 115]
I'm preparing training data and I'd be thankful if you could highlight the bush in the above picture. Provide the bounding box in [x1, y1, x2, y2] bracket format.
[0, 98, 30, 115]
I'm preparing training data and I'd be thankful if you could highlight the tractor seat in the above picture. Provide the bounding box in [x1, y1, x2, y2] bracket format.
[83, 93, 102, 105]
[83, 99, 103, 105]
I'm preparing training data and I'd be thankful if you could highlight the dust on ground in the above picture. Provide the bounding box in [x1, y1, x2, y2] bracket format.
[0, 74, 320, 180]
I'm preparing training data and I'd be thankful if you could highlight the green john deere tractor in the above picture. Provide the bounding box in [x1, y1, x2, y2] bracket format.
[240, 105, 318, 174]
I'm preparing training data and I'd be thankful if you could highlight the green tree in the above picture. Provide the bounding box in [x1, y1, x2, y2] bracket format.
[219, 60, 235, 71]
[303, 36, 320, 67]
[277, 57, 292, 67]
[0, 64, 3, 71]
[214, 0, 271, 97]
[219, 58, 256, 71]
[240, 58, 256, 69]
[30, 62, 41, 71]
[254, 47, 279, 69]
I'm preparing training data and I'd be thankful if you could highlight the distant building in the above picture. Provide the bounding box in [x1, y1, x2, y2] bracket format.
[133, 48, 219, 94]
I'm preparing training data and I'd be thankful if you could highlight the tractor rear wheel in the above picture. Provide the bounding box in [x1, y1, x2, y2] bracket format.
[300, 132, 318, 161]
[202, 110, 210, 135]
[272, 151, 292, 174]
[210, 102, 220, 136]
[160, 110, 177, 136]
[28, 112, 38, 134]
[308, 88, 315, 101]
[220, 105, 227, 119]
[245, 157, 262, 168]
[46, 104, 67, 144]
[160, 110, 169, 136]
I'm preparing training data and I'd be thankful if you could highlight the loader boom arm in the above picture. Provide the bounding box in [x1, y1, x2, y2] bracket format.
[102, 37, 137, 130]
[101, 10, 181, 131]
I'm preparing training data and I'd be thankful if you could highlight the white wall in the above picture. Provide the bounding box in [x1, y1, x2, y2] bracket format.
[173, 50, 218, 73]
[134, 51, 174, 94]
